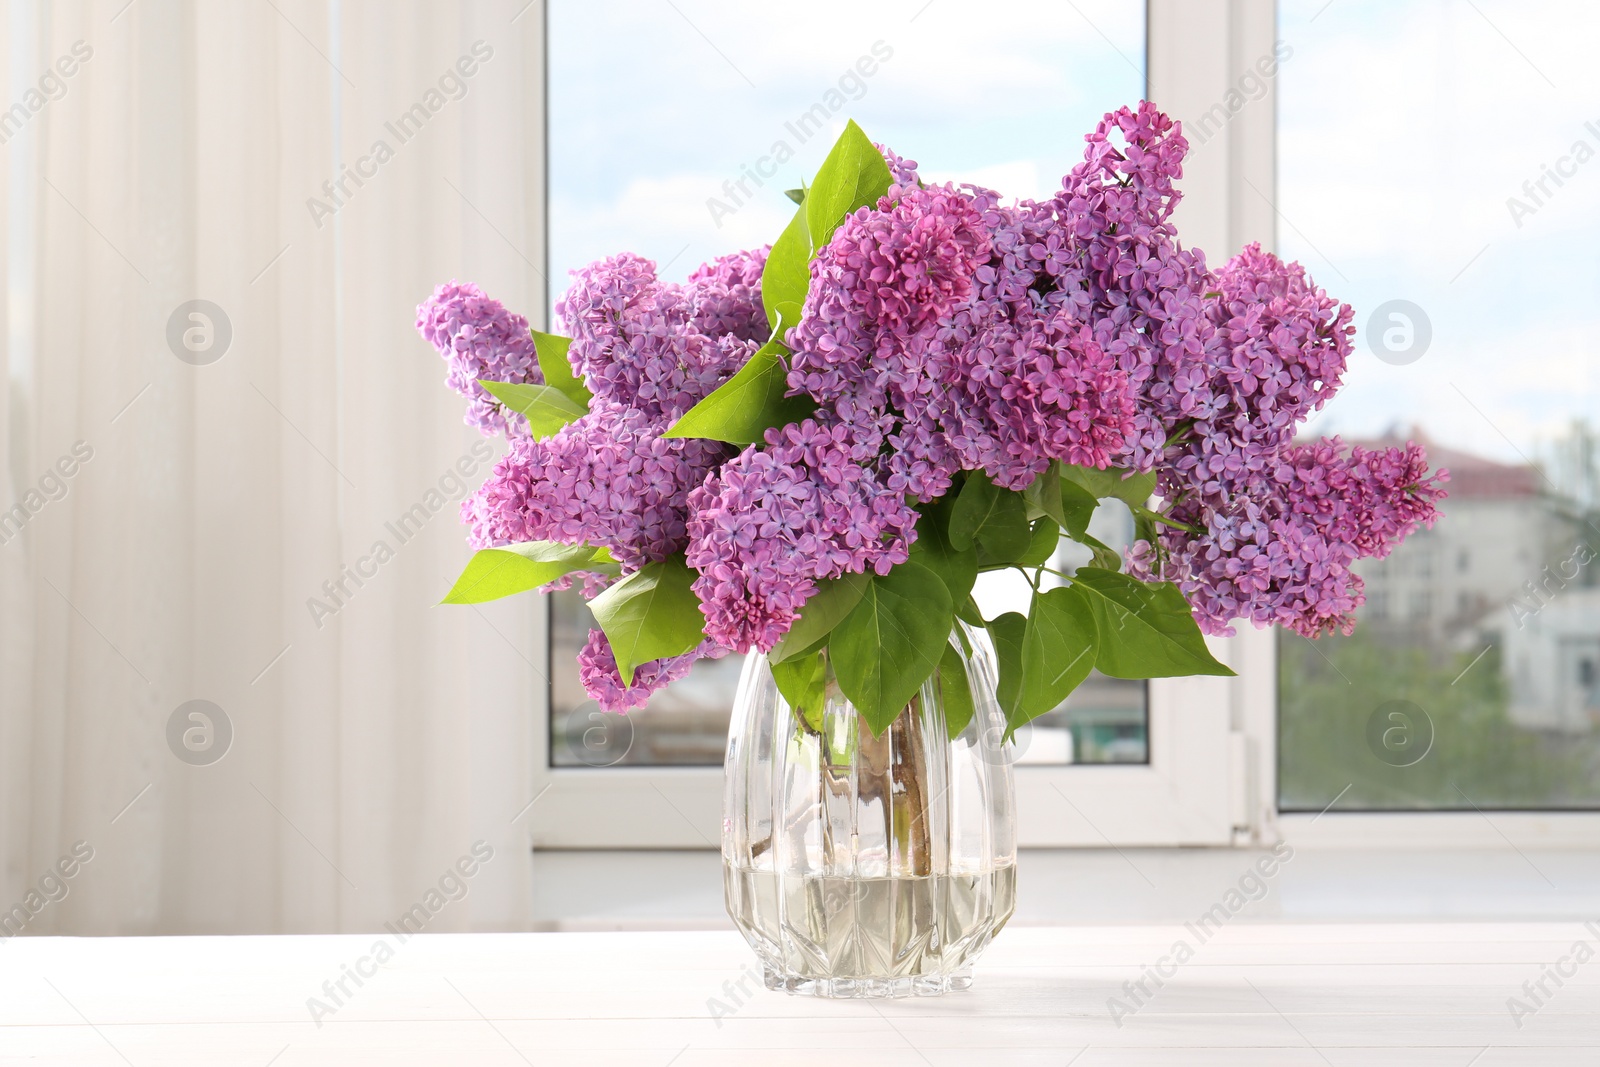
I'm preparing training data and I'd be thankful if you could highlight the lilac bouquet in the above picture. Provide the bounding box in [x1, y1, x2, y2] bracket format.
[420, 104, 1447, 737]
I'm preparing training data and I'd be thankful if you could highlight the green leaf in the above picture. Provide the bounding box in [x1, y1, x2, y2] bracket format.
[1023, 463, 1099, 539]
[1022, 465, 1057, 522]
[947, 474, 992, 550]
[830, 562, 953, 736]
[1077, 532, 1124, 572]
[975, 502, 1033, 565]
[955, 594, 986, 628]
[531, 330, 592, 408]
[770, 572, 872, 664]
[770, 650, 827, 734]
[1070, 567, 1235, 679]
[1024, 463, 1100, 543]
[441, 541, 616, 605]
[937, 642, 977, 741]
[972, 508, 1024, 566]
[661, 342, 815, 445]
[587, 556, 707, 687]
[1018, 585, 1098, 730]
[1062, 464, 1157, 507]
[784, 187, 806, 205]
[987, 612, 1026, 722]
[950, 472, 1031, 562]
[909, 497, 978, 604]
[1016, 518, 1061, 568]
[771, 300, 804, 340]
[804, 119, 894, 255]
[477, 380, 587, 439]
[1131, 503, 1200, 534]
[1058, 479, 1100, 538]
[762, 205, 811, 328]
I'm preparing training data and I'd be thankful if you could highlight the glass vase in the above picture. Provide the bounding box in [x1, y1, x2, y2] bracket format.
[721, 624, 1017, 998]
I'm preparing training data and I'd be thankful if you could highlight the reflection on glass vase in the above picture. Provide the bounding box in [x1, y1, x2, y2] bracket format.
[722, 624, 1017, 998]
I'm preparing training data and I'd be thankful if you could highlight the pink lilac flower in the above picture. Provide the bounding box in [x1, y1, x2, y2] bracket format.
[1133, 438, 1448, 638]
[1286, 439, 1448, 563]
[578, 630, 728, 713]
[540, 571, 614, 599]
[1120, 241, 1413, 638]
[446, 255, 764, 702]
[559, 252, 756, 423]
[459, 402, 730, 569]
[928, 308, 1136, 490]
[786, 183, 992, 409]
[685, 415, 918, 653]
[686, 246, 771, 343]
[416, 281, 541, 436]
[435, 105, 1448, 710]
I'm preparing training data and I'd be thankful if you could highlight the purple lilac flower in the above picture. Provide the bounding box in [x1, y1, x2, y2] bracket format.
[435, 103, 1448, 710]
[786, 183, 992, 409]
[878, 143, 921, 195]
[1057, 105, 1219, 472]
[450, 254, 765, 707]
[1118, 241, 1421, 638]
[416, 281, 541, 436]
[929, 308, 1136, 490]
[460, 402, 730, 569]
[559, 252, 756, 423]
[686, 246, 771, 343]
[685, 416, 918, 653]
[1133, 438, 1448, 638]
[578, 630, 727, 714]
[705, 115, 1203, 644]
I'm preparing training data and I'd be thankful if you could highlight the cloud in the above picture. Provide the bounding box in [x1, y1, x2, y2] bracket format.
[923, 160, 1046, 201]
[1275, 0, 1600, 462]
[549, 0, 1146, 303]
[550, 172, 790, 298]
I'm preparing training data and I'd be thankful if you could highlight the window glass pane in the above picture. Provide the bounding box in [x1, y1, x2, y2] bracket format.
[547, 0, 1147, 766]
[971, 501, 1149, 765]
[1277, 0, 1600, 809]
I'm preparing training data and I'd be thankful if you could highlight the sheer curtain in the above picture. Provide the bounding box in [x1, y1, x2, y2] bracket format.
[1, 0, 543, 933]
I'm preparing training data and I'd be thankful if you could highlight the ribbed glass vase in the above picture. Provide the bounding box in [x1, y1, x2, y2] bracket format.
[721, 624, 1017, 998]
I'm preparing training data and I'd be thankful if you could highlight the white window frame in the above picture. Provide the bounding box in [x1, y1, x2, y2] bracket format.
[522, 0, 1600, 851]
[1165, 0, 1600, 852]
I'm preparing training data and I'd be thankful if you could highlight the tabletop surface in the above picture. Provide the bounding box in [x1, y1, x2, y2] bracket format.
[3, 923, 1597, 1065]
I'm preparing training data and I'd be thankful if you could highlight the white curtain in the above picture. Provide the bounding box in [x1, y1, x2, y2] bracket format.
[1, 0, 544, 933]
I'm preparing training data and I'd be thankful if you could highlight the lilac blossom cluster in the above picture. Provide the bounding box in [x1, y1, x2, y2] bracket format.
[685, 105, 1199, 653]
[576, 630, 722, 714]
[418, 252, 767, 706]
[416, 281, 541, 436]
[1126, 245, 1447, 637]
[423, 100, 1446, 709]
[685, 416, 919, 652]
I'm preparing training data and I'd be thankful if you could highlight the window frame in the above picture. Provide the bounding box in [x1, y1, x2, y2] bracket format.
[524, 0, 1600, 851]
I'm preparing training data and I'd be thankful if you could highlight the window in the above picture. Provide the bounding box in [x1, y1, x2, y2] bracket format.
[1276, 0, 1600, 811]
[546, 0, 1149, 769]
[534, 1, 1600, 848]
[532, 0, 1264, 850]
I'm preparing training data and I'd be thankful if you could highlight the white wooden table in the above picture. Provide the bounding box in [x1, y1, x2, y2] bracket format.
[3, 924, 1596, 1065]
